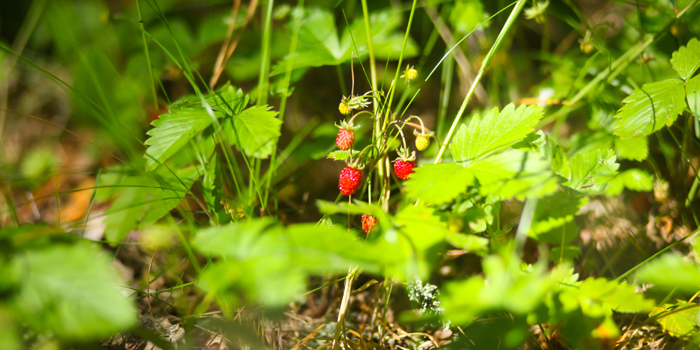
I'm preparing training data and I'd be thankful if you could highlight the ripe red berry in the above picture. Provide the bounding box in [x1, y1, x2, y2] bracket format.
[336, 128, 355, 150]
[361, 214, 377, 233]
[339, 166, 363, 196]
[393, 159, 417, 180]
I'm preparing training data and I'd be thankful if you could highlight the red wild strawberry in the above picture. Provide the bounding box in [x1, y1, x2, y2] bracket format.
[394, 159, 417, 180]
[339, 166, 363, 196]
[361, 214, 377, 233]
[335, 119, 360, 150]
[393, 147, 417, 180]
[336, 128, 355, 150]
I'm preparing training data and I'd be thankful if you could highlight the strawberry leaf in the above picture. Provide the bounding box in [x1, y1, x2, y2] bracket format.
[145, 109, 216, 171]
[670, 37, 700, 81]
[404, 163, 475, 204]
[223, 106, 281, 159]
[614, 136, 648, 161]
[636, 253, 700, 293]
[470, 149, 558, 200]
[687, 74, 700, 118]
[271, 8, 417, 75]
[613, 79, 686, 138]
[604, 168, 654, 197]
[450, 104, 543, 166]
[651, 301, 700, 338]
[10, 244, 137, 340]
[560, 278, 654, 318]
[565, 149, 619, 194]
[99, 167, 199, 243]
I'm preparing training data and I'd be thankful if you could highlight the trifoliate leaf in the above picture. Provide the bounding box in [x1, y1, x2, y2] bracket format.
[450, 104, 544, 166]
[687, 74, 700, 118]
[636, 253, 700, 293]
[470, 149, 558, 200]
[670, 38, 700, 81]
[604, 168, 654, 196]
[565, 149, 619, 194]
[145, 109, 216, 171]
[10, 244, 137, 340]
[613, 79, 686, 138]
[404, 163, 475, 204]
[614, 136, 649, 161]
[651, 301, 700, 338]
[224, 105, 281, 158]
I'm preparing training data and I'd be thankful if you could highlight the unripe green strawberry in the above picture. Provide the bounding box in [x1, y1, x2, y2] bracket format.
[361, 214, 377, 233]
[339, 166, 363, 196]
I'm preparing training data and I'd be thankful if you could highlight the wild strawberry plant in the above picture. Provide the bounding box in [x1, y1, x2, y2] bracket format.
[1, 0, 700, 349]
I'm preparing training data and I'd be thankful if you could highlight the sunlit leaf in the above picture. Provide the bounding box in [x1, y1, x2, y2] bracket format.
[651, 301, 700, 338]
[670, 37, 700, 81]
[10, 244, 137, 340]
[613, 79, 686, 138]
[565, 149, 619, 194]
[224, 106, 281, 159]
[614, 136, 648, 161]
[470, 149, 558, 200]
[451, 104, 544, 166]
[605, 169, 654, 197]
[636, 253, 700, 293]
[145, 109, 215, 171]
[687, 74, 700, 118]
[404, 163, 475, 204]
[559, 278, 654, 318]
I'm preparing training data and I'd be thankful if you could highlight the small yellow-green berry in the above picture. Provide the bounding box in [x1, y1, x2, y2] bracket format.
[339, 102, 351, 115]
[415, 134, 430, 151]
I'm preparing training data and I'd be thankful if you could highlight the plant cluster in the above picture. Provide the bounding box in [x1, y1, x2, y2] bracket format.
[1, 0, 700, 349]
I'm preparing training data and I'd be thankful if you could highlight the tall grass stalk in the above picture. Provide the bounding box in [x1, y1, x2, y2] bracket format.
[435, 0, 527, 164]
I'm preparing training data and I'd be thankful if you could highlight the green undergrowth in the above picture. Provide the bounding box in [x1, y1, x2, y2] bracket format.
[1, 0, 700, 349]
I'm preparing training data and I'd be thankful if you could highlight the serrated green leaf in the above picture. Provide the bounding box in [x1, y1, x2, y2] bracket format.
[404, 163, 475, 204]
[560, 278, 654, 318]
[451, 104, 544, 166]
[10, 244, 137, 340]
[614, 136, 649, 161]
[534, 132, 571, 179]
[613, 79, 686, 138]
[528, 192, 586, 238]
[670, 38, 700, 81]
[224, 106, 281, 158]
[327, 150, 353, 160]
[565, 149, 619, 194]
[470, 149, 558, 200]
[271, 8, 417, 75]
[605, 169, 654, 196]
[445, 232, 488, 255]
[100, 168, 198, 242]
[651, 301, 700, 338]
[636, 253, 700, 293]
[145, 109, 215, 171]
[687, 74, 700, 118]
